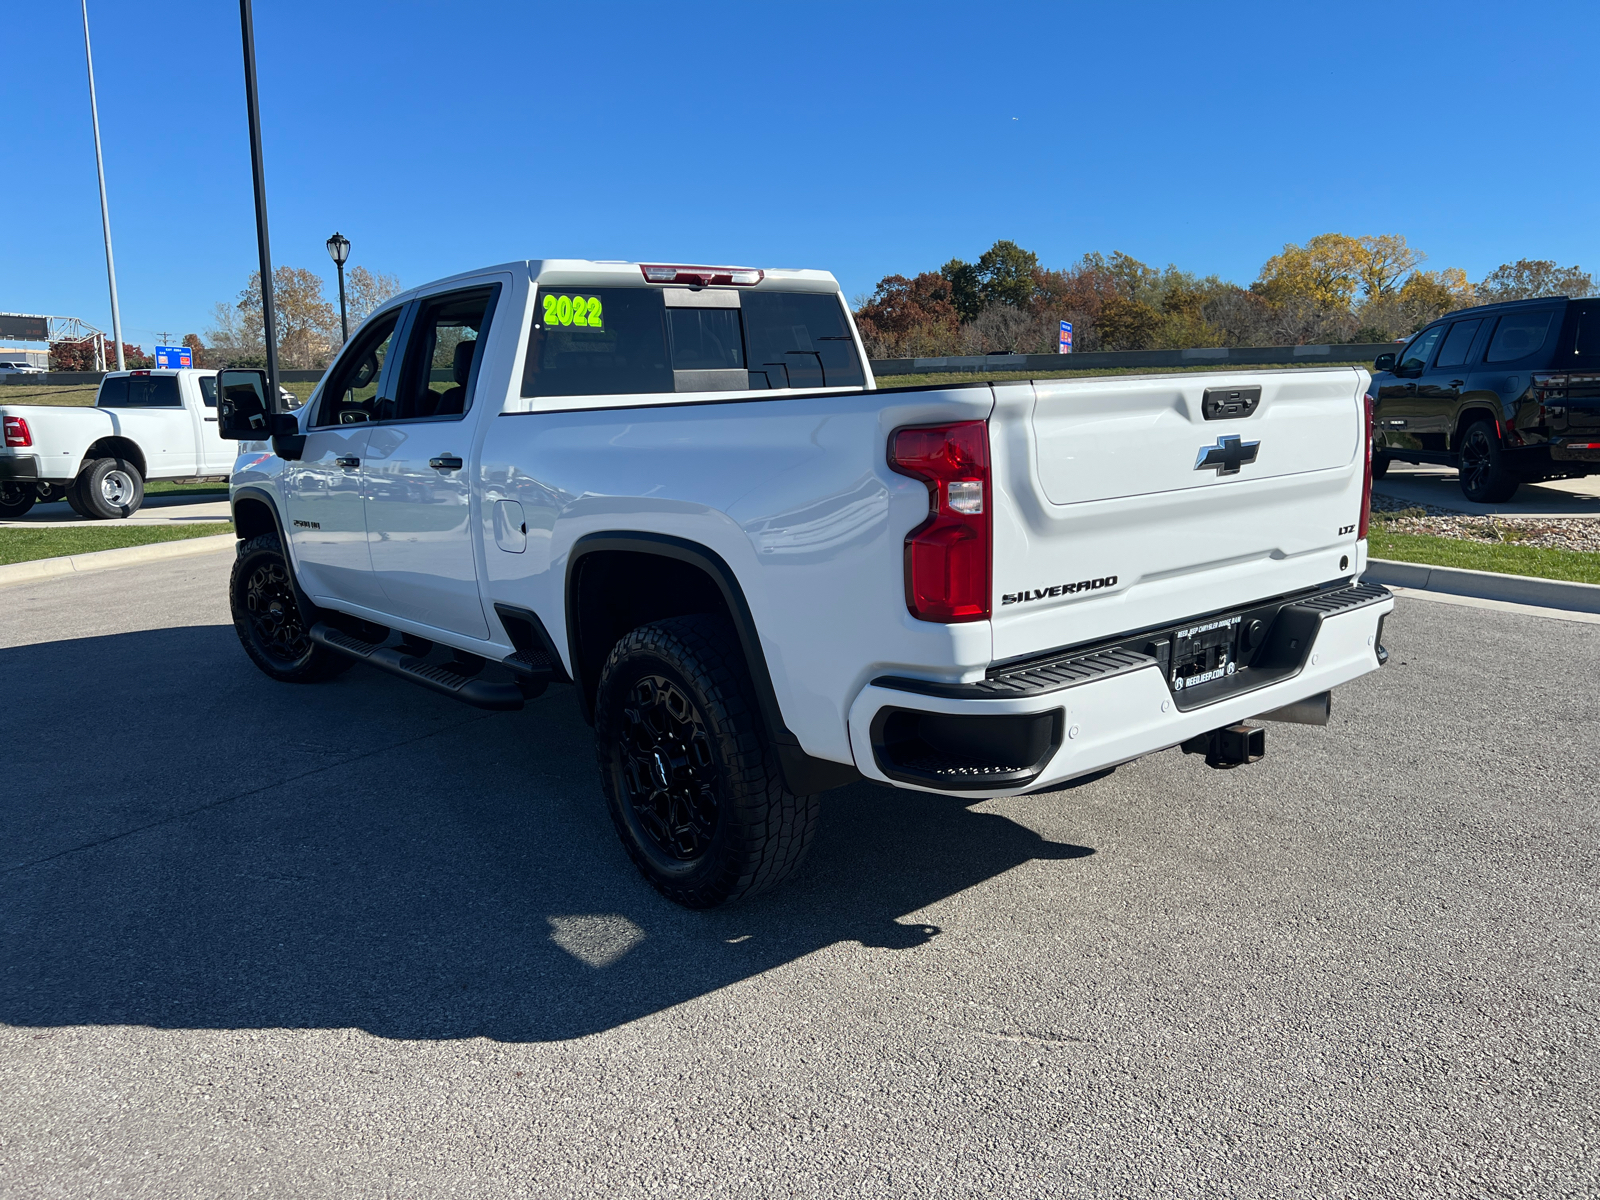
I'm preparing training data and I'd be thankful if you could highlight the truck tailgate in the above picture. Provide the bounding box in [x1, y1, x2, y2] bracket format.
[989, 368, 1369, 664]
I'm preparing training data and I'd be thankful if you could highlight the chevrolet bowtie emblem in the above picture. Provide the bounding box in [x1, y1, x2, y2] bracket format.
[1195, 434, 1260, 476]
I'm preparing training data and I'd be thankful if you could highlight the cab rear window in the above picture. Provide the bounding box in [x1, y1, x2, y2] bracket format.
[521, 287, 862, 398]
[98, 375, 181, 406]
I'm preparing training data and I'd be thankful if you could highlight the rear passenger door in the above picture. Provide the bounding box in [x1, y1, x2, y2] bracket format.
[362, 282, 502, 640]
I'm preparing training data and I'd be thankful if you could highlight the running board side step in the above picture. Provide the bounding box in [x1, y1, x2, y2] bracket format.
[309, 623, 526, 711]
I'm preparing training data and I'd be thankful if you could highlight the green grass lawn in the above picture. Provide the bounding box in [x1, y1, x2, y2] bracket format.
[0, 523, 232, 566]
[1369, 530, 1600, 586]
[0, 384, 101, 406]
[145, 480, 231, 496]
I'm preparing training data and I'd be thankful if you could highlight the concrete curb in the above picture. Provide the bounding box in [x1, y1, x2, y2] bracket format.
[1365, 558, 1600, 614]
[0, 533, 235, 589]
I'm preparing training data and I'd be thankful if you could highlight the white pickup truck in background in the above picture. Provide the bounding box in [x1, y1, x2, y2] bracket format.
[214, 258, 1393, 908]
[0, 368, 235, 519]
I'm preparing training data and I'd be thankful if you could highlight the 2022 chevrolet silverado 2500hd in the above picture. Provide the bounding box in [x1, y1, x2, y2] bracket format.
[215, 259, 1393, 908]
[0, 368, 233, 518]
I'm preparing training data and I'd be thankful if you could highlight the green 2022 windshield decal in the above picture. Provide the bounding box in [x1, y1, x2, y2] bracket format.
[542, 294, 603, 330]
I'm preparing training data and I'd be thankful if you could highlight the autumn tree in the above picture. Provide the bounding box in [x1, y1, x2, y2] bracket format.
[182, 333, 206, 368]
[1476, 259, 1593, 303]
[853, 272, 962, 357]
[346, 265, 403, 325]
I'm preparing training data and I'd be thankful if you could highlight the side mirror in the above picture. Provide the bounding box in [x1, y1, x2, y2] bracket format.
[218, 369, 275, 439]
[218, 368, 304, 459]
[1373, 353, 1396, 373]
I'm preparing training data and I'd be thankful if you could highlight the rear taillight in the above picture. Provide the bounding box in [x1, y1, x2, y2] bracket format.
[3, 416, 31, 448]
[639, 264, 764, 286]
[1358, 393, 1374, 539]
[888, 421, 991, 622]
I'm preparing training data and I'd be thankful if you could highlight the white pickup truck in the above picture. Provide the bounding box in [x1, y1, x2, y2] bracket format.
[214, 259, 1393, 908]
[0, 368, 236, 519]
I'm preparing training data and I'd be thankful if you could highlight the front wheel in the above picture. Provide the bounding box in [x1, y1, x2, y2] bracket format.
[1371, 452, 1391, 480]
[594, 614, 818, 908]
[72, 456, 144, 519]
[0, 482, 35, 519]
[1458, 421, 1519, 503]
[229, 533, 353, 682]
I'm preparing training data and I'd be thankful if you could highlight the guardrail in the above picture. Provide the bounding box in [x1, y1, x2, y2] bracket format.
[3, 343, 1396, 390]
[869, 343, 1395, 376]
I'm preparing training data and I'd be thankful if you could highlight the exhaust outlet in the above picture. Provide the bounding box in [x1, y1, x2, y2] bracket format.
[1257, 691, 1332, 726]
[1182, 723, 1266, 769]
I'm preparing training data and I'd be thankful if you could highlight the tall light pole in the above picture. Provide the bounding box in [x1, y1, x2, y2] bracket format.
[80, 0, 124, 371]
[237, 0, 279, 406]
[326, 232, 350, 343]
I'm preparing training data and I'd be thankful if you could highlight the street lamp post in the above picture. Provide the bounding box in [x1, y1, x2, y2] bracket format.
[80, 0, 124, 372]
[326, 232, 351, 343]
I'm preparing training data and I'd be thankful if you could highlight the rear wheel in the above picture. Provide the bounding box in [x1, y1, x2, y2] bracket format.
[0, 482, 36, 519]
[229, 532, 353, 682]
[72, 456, 144, 519]
[594, 614, 818, 908]
[1457, 421, 1519, 503]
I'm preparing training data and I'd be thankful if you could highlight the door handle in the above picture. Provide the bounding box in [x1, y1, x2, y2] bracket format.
[1450, 379, 1465, 388]
[204, 417, 217, 423]
[335, 456, 361, 468]
[429, 456, 463, 471]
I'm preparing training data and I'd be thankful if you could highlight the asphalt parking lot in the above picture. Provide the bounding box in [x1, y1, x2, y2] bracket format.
[1, 549, 1595, 1198]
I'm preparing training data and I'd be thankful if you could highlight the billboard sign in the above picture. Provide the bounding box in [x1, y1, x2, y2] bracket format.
[1058, 321, 1073, 354]
[154, 345, 192, 369]
[0, 314, 49, 341]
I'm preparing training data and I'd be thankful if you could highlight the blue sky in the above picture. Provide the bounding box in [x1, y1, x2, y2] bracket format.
[4, 0, 1597, 352]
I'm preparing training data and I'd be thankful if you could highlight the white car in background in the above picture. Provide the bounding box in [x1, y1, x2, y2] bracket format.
[0, 359, 46, 376]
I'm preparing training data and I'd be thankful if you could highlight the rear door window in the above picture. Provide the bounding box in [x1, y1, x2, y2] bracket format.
[522, 288, 671, 398]
[1485, 309, 1558, 363]
[1433, 318, 1483, 369]
[198, 377, 218, 407]
[742, 292, 864, 390]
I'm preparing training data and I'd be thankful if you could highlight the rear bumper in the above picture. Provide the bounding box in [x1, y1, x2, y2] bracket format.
[847, 584, 1394, 796]
[0, 454, 41, 481]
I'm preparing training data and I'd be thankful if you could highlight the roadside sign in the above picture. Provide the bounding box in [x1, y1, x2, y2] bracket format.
[1058, 321, 1072, 354]
[154, 345, 192, 369]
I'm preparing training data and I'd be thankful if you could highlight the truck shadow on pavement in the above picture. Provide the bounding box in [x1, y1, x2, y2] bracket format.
[0, 625, 1095, 1043]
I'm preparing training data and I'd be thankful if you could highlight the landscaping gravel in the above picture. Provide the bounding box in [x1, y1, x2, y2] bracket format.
[1371, 493, 1600, 552]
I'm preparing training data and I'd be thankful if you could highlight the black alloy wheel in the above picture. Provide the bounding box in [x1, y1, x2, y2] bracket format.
[246, 553, 311, 665]
[594, 614, 818, 908]
[1458, 421, 1519, 504]
[618, 674, 721, 862]
[228, 533, 352, 683]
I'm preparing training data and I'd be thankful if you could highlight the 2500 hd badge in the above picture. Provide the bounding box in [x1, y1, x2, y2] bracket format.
[1001, 575, 1119, 605]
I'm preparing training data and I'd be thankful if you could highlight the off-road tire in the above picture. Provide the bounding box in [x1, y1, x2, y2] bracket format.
[0, 482, 35, 519]
[72, 456, 144, 519]
[229, 533, 353, 683]
[1457, 420, 1519, 504]
[594, 614, 818, 908]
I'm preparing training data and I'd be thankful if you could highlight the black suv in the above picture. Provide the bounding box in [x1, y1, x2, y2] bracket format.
[1370, 295, 1600, 502]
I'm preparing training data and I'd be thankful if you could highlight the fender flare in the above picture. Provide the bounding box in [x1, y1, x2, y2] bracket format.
[230, 485, 322, 622]
[566, 530, 859, 794]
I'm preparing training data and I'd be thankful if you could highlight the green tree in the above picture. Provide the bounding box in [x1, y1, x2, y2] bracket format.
[976, 240, 1040, 308]
[940, 258, 982, 321]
